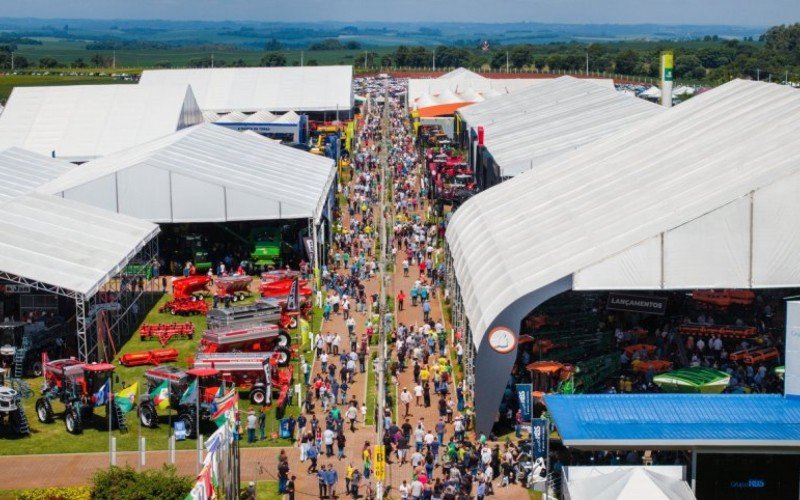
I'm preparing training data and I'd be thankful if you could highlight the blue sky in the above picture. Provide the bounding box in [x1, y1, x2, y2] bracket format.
[2, 0, 799, 25]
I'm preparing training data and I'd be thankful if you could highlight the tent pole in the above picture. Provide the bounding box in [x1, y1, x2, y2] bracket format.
[691, 449, 697, 494]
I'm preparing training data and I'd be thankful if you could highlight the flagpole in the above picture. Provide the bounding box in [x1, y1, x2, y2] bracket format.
[196, 375, 201, 474]
[137, 384, 142, 471]
[107, 375, 112, 465]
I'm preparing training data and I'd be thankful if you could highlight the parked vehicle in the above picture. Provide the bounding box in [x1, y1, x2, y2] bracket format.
[0, 318, 70, 378]
[0, 385, 30, 435]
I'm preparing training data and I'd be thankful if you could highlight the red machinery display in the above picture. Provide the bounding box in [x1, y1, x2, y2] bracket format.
[139, 322, 195, 345]
[199, 324, 292, 362]
[160, 276, 213, 315]
[214, 275, 253, 302]
[190, 352, 293, 406]
[261, 270, 301, 284]
[624, 344, 657, 358]
[119, 348, 179, 367]
[138, 366, 221, 436]
[678, 324, 758, 339]
[36, 356, 126, 434]
[691, 289, 755, 307]
[259, 278, 312, 300]
[632, 360, 673, 373]
[729, 346, 780, 365]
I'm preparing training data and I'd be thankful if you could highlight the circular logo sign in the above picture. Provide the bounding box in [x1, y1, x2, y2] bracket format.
[488, 327, 517, 354]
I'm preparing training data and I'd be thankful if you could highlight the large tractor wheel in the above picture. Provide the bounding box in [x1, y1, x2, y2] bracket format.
[65, 407, 83, 435]
[35, 398, 53, 423]
[9, 407, 28, 435]
[273, 346, 291, 367]
[276, 330, 292, 348]
[250, 388, 267, 406]
[179, 411, 196, 439]
[139, 400, 158, 428]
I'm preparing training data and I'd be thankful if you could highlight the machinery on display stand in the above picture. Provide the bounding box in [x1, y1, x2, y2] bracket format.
[0, 385, 30, 436]
[191, 351, 293, 408]
[0, 318, 70, 378]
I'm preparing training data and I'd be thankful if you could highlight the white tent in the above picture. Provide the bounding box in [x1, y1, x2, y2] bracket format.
[0, 84, 202, 162]
[273, 110, 300, 124]
[244, 110, 278, 123]
[202, 111, 221, 123]
[217, 111, 248, 123]
[478, 78, 663, 177]
[640, 86, 662, 99]
[0, 192, 159, 297]
[445, 79, 800, 431]
[38, 123, 336, 224]
[0, 147, 76, 202]
[139, 66, 354, 113]
[565, 467, 695, 500]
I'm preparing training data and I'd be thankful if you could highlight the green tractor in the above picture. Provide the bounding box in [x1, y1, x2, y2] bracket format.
[250, 226, 293, 269]
[184, 233, 213, 273]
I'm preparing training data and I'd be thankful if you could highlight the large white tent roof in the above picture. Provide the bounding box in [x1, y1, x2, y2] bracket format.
[139, 66, 354, 113]
[0, 147, 76, 202]
[0, 84, 202, 162]
[447, 79, 800, 346]
[0, 192, 159, 297]
[478, 78, 664, 177]
[566, 467, 695, 500]
[38, 123, 336, 223]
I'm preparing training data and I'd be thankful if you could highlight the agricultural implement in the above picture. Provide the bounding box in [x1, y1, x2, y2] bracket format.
[139, 323, 195, 346]
[261, 270, 301, 284]
[0, 386, 30, 436]
[691, 289, 755, 308]
[119, 348, 179, 367]
[632, 360, 673, 373]
[0, 318, 70, 378]
[729, 346, 780, 365]
[191, 351, 293, 407]
[138, 366, 220, 437]
[214, 275, 253, 302]
[199, 324, 292, 359]
[678, 324, 758, 339]
[206, 299, 301, 330]
[624, 344, 657, 358]
[36, 356, 126, 434]
[259, 278, 312, 301]
[160, 276, 212, 315]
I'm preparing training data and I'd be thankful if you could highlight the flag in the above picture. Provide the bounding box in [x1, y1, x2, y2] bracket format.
[94, 379, 110, 407]
[211, 389, 238, 427]
[208, 385, 224, 416]
[150, 380, 171, 410]
[180, 379, 198, 406]
[114, 382, 138, 414]
[287, 277, 299, 311]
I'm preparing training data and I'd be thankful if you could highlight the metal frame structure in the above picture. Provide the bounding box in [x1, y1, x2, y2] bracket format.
[0, 238, 159, 362]
[444, 243, 475, 405]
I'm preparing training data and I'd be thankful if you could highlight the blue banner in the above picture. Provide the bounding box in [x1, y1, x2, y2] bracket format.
[516, 383, 532, 421]
[531, 418, 549, 461]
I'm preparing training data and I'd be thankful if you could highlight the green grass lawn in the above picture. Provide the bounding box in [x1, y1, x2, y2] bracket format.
[0, 295, 319, 455]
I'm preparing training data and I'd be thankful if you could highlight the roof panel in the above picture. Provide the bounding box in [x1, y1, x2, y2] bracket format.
[0, 147, 76, 202]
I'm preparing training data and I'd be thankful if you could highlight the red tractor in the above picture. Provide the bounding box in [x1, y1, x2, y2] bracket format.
[190, 352, 293, 408]
[36, 356, 127, 434]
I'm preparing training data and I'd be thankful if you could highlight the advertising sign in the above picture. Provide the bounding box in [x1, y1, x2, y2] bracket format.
[606, 293, 667, 316]
[531, 418, 549, 461]
[785, 300, 800, 397]
[661, 51, 674, 81]
[516, 384, 532, 421]
[373, 444, 386, 481]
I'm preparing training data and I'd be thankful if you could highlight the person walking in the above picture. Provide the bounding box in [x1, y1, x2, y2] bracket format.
[307, 442, 319, 473]
[246, 410, 257, 443]
[337, 430, 347, 460]
[400, 387, 412, 417]
[258, 407, 267, 440]
[397, 290, 405, 311]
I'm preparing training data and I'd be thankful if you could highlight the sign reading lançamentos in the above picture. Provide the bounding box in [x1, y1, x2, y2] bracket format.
[607, 293, 667, 316]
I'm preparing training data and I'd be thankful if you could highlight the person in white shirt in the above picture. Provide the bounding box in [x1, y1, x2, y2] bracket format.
[399, 480, 409, 500]
[413, 384, 423, 406]
[333, 333, 342, 355]
[400, 388, 412, 417]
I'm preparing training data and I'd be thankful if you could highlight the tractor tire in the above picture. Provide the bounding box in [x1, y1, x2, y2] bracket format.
[179, 411, 196, 439]
[30, 361, 43, 378]
[274, 346, 291, 367]
[250, 388, 267, 406]
[80, 405, 94, 419]
[277, 330, 292, 348]
[289, 317, 298, 329]
[139, 401, 158, 428]
[35, 398, 53, 423]
[231, 295, 238, 303]
[65, 407, 83, 434]
[9, 407, 26, 435]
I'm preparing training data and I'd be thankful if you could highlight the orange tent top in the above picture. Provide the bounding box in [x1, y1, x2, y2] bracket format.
[417, 102, 473, 117]
[526, 361, 564, 373]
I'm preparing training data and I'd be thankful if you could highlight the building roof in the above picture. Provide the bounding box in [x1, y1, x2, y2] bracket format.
[545, 394, 800, 448]
[0, 84, 202, 162]
[476, 78, 664, 177]
[139, 66, 354, 113]
[38, 123, 336, 223]
[0, 192, 159, 297]
[0, 147, 76, 202]
[446, 80, 800, 346]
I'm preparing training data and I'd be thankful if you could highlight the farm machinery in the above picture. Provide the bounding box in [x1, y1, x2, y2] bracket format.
[184, 233, 213, 274]
[159, 276, 212, 315]
[36, 357, 127, 434]
[199, 324, 292, 360]
[207, 298, 304, 330]
[191, 351, 293, 408]
[0, 318, 70, 378]
[0, 385, 30, 436]
[139, 322, 195, 345]
[138, 366, 220, 436]
[214, 275, 253, 303]
[250, 226, 293, 269]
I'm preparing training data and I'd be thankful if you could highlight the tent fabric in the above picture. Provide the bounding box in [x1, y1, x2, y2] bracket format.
[38, 123, 336, 224]
[0, 84, 202, 162]
[0, 147, 76, 202]
[139, 66, 354, 113]
[544, 393, 800, 447]
[640, 86, 662, 98]
[566, 467, 695, 500]
[446, 79, 800, 349]
[0, 192, 159, 297]
[418, 103, 472, 118]
[273, 110, 300, 124]
[244, 110, 277, 123]
[217, 111, 248, 123]
[202, 111, 221, 123]
[476, 77, 664, 177]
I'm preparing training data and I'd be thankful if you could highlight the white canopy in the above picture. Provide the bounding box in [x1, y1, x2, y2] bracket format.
[244, 110, 278, 123]
[0, 192, 159, 297]
[478, 78, 663, 177]
[640, 86, 662, 98]
[273, 110, 300, 124]
[202, 111, 221, 123]
[566, 467, 695, 500]
[0, 84, 202, 162]
[217, 111, 248, 123]
[0, 147, 76, 202]
[39, 123, 336, 224]
[139, 66, 354, 113]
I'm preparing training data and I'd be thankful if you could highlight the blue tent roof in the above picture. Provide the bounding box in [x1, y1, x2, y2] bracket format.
[544, 394, 800, 448]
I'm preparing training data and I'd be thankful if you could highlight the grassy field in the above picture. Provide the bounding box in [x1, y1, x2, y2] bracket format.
[0, 73, 132, 103]
[0, 293, 316, 455]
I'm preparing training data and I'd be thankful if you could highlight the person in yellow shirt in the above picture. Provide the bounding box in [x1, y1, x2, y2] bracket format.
[419, 366, 430, 383]
[345, 463, 355, 493]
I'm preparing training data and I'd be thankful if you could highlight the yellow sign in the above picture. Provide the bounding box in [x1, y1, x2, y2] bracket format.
[661, 51, 674, 81]
[373, 444, 386, 481]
